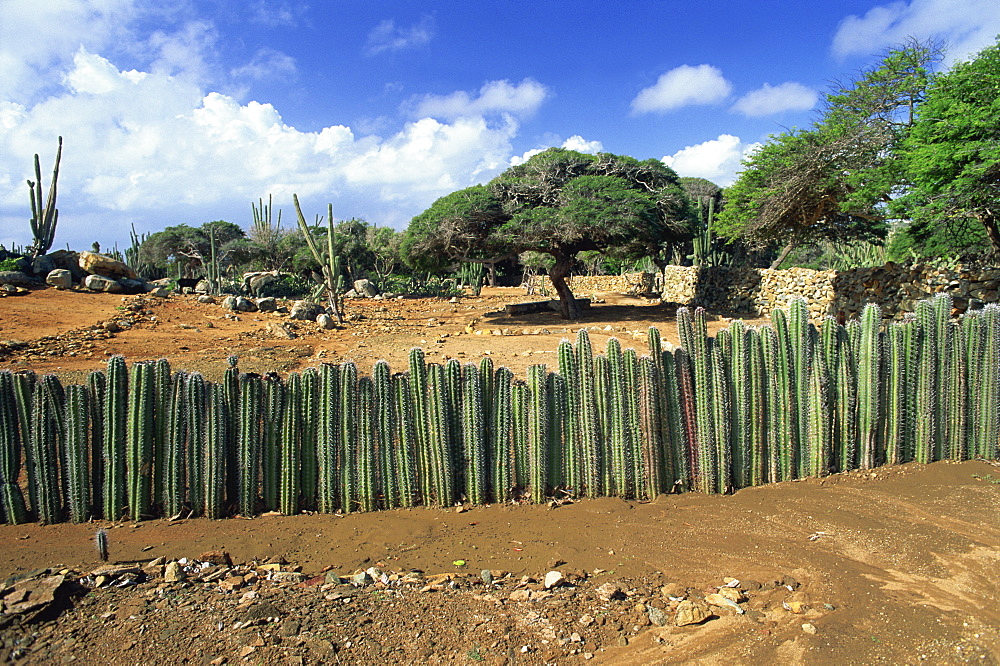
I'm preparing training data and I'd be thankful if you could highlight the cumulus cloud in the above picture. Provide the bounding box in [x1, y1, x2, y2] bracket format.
[364, 15, 435, 56]
[833, 0, 1000, 64]
[661, 134, 761, 186]
[509, 135, 605, 166]
[249, 1, 308, 27]
[731, 82, 818, 117]
[230, 48, 297, 82]
[631, 64, 732, 114]
[0, 49, 522, 250]
[407, 79, 549, 120]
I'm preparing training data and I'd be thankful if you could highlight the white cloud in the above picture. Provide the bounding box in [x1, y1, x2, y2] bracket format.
[0, 49, 524, 250]
[731, 82, 818, 117]
[249, 1, 308, 27]
[510, 135, 605, 166]
[230, 48, 297, 82]
[408, 79, 549, 120]
[631, 64, 732, 114]
[661, 134, 761, 186]
[364, 15, 435, 56]
[833, 0, 1000, 64]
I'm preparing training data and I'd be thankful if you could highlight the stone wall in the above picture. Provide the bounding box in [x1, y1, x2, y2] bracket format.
[527, 272, 655, 296]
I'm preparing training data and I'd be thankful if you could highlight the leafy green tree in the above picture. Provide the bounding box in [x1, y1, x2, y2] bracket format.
[139, 221, 244, 277]
[716, 40, 939, 267]
[892, 38, 1000, 257]
[403, 148, 692, 319]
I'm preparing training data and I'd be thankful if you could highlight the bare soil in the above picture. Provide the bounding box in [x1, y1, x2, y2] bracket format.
[1, 286, 999, 665]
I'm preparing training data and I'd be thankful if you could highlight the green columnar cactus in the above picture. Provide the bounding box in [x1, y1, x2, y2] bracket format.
[223, 355, 240, 511]
[647, 328, 676, 487]
[593, 354, 612, 493]
[30, 376, 64, 524]
[805, 345, 832, 477]
[511, 381, 529, 494]
[710, 344, 732, 493]
[913, 300, 937, 464]
[373, 361, 396, 509]
[0, 372, 29, 524]
[127, 361, 154, 521]
[299, 367, 320, 510]
[238, 373, 262, 517]
[637, 356, 663, 500]
[576, 329, 602, 498]
[63, 384, 90, 523]
[547, 371, 568, 493]
[445, 359, 464, 486]
[185, 373, 207, 517]
[975, 305, 1000, 460]
[281, 372, 302, 515]
[408, 348, 433, 504]
[427, 363, 454, 506]
[604, 339, 627, 496]
[759, 326, 783, 482]
[946, 321, 968, 461]
[356, 377, 376, 512]
[623, 349, 643, 498]
[745, 329, 767, 487]
[933, 294, 953, 461]
[770, 308, 797, 480]
[527, 364, 549, 504]
[962, 312, 984, 458]
[883, 323, 907, 465]
[162, 372, 187, 519]
[684, 308, 718, 493]
[338, 363, 357, 513]
[27, 136, 62, 258]
[479, 356, 495, 494]
[558, 340, 581, 495]
[659, 349, 687, 491]
[86, 370, 105, 518]
[391, 374, 417, 507]
[491, 367, 514, 503]
[152, 358, 171, 511]
[726, 321, 751, 489]
[204, 382, 227, 519]
[673, 348, 698, 489]
[103, 356, 128, 520]
[462, 364, 486, 505]
[788, 299, 812, 478]
[317, 364, 340, 513]
[857, 304, 883, 470]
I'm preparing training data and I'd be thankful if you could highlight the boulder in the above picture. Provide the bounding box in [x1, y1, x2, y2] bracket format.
[353, 279, 379, 298]
[31, 255, 55, 276]
[47, 250, 86, 280]
[316, 313, 335, 330]
[244, 271, 281, 296]
[0, 271, 39, 288]
[117, 278, 147, 294]
[197, 295, 216, 304]
[194, 280, 210, 293]
[84, 274, 123, 293]
[45, 269, 73, 290]
[148, 286, 170, 298]
[289, 300, 323, 321]
[78, 251, 137, 280]
[256, 297, 277, 312]
[234, 296, 257, 312]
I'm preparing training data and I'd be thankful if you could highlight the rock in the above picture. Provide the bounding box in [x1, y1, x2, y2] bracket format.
[801, 622, 818, 635]
[1, 574, 70, 619]
[84, 274, 123, 293]
[289, 300, 323, 321]
[279, 619, 301, 637]
[543, 571, 564, 589]
[117, 278, 147, 294]
[199, 550, 233, 567]
[163, 562, 185, 583]
[0, 271, 37, 288]
[660, 583, 686, 599]
[148, 286, 169, 298]
[324, 571, 344, 585]
[648, 606, 669, 627]
[353, 279, 379, 298]
[509, 589, 533, 601]
[197, 294, 215, 304]
[78, 251, 136, 280]
[32, 255, 55, 276]
[316, 313, 335, 330]
[240, 601, 282, 624]
[244, 271, 281, 296]
[222, 295, 237, 310]
[256, 297, 277, 312]
[47, 250, 85, 279]
[194, 280, 210, 293]
[596, 582, 624, 602]
[717, 586, 744, 602]
[674, 599, 711, 626]
[705, 593, 743, 614]
[267, 322, 296, 339]
[234, 296, 257, 312]
[350, 571, 373, 587]
[480, 570, 494, 585]
[578, 614, 594, 627]
[783, 601, 808, 614]
[45, 269, 73, 289]
[271, 571, 307, 584]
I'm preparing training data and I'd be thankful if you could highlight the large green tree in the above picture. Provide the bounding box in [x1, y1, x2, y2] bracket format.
[893, 39, 1000, 256]
[403, 148, 693, 319]
[140, 221, 244, 277]
[715, 40, 939, 267]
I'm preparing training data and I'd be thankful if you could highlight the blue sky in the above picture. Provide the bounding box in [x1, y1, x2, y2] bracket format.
[1, 0, 999, 253]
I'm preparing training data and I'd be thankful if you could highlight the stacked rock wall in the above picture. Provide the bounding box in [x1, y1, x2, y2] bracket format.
[530, 265, 1000, 320]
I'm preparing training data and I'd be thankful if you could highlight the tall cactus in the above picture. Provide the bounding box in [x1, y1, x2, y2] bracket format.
[427, 363, 454, 506]
[185, 373, 207, 517]
[373, 361, 396, 509]
[152, 358, 171, 510]
[576, 329, 602, 497]
[317, 364, 341, 514]
[974, 305, 1000, 459]
[162, 372, 187, 519]
[237, 373, 262, 517]
[462, 364, 486, 505]
[856, 304, 883, 469]
[86, 370, 106, 518]
[126, 361, 154, 521]
[223, 356, 240, 512]
[913, 300, 937, 464]
[558, 340, 581, 495]
[103, 356, 128, 520]
[338, 363, 357, 513]
[527, 364, 549, 504]
[299, 367, 320, 510]
[204, 382, 227, 519]
[0, 371, 28, 524]
[408, 348, 433, 504]
[27, 136, 62, 258]
[262, 373, 285, 512]
[637, 356, 663, 500]
[491, 367, 514, 502]
[280, 372, 302, 515]
[356, 377, 376, 512]
[30, 375, 65, 524]
[391, 373, 417, 507]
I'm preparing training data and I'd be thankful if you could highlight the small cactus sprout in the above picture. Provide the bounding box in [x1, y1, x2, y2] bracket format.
[95, 528, 109, 562]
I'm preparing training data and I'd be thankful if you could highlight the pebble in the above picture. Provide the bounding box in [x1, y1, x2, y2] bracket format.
[674, 599, 711, 626]
[596, 582, 623, 602]
[647, 606, 669, 627]
[802, 623, 818, 635]
[543, 571, 564, 589]
[163, 562, 185, 583]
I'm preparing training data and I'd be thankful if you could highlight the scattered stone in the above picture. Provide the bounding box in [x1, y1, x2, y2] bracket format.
[289, 300, 323, 321]
[660, 583, 686, 599]
[45, 269, 73, 290]
[509, 589, 533, 601]
[353, 279, 379, 298]
[324, 571, 344, 585]
[578, 614, 594, 627]
[197, 294, 215, 304]
[199, 551, 233, 567]
[543, 571, 564, 590]
[350, 571, 373, 587]
[148, 286, 169, 298]
[783, 601, 808, 614]
[801, 622, 818, 635]
[84, 274, 122, 293]
[705, 593, 743, 614]
[480, 570, 493, 586]
[0, 271, 37, 287]
[596, 582, 624, 602]
[163, 562, 185, 583]
[267, 322, 296, 339]
[272, 571, 307, 584]
[717, 586, 744, 602]
[256, 297, 277, 312]
[316, 313, 335, 330]
[674, 599, 711, 626]
[647, 606, 669, 627]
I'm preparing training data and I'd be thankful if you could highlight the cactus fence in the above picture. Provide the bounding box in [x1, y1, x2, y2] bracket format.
[0, 294, 997, 524]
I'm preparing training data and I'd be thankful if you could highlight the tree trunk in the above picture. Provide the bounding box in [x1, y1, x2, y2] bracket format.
[487, 262, 497, 287]
[977, 211, 1000, 256]
[769, 239, 800, 270]
[548, 252, 581, 320]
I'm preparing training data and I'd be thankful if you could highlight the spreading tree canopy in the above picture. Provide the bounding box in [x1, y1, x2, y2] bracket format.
[402, 148, 693, 318]
[715, 40, 940, 267]
[893, 39, 1000, 256]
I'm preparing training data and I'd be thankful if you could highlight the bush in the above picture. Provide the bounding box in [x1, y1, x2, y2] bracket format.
[0, 257, 24, 272]
[257, 274, 314, 299]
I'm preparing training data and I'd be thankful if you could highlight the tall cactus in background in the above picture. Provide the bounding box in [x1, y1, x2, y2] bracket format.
[237, 373, 262, 517]
[26, 136, 62, 258]
[262, 373, 285, 512]
[338, 363, 357, 513]
[491, 367, 514, 502]
[30, 375, 64, 524]
[280, 372, 302, 515]
[317, 364, 341, 513]
[185, 373, 207, 517]
[462, 364, 486, 505]
[127, 361, 154, 521]
[162, 372, 187, 519]
[103, 356, 127, 520]
[856, 304, 883, 469]
[527, 364, 549, 504]
[63, 384, 90, 523]
[0, 371, 29, 524]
